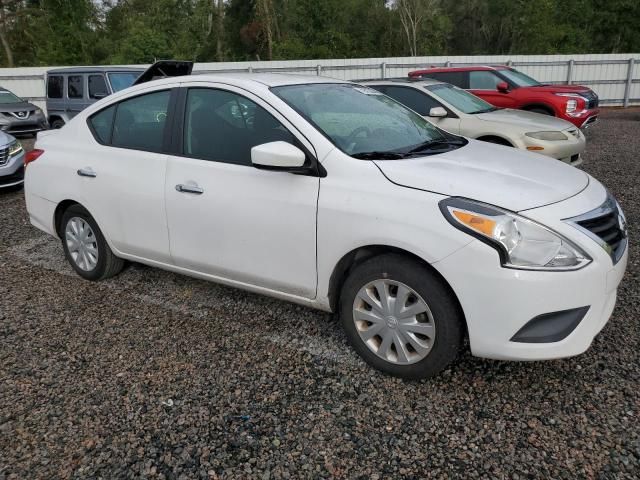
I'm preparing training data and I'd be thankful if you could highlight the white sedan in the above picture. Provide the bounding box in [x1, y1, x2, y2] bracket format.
[363, 79, 586, 165]
[24, 74, 627, 379]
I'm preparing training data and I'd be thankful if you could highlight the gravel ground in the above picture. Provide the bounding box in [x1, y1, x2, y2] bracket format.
[1, 111, 639, 479]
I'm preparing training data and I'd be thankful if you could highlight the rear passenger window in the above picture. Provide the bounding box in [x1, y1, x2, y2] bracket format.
[47, 76, 63, 98]
[111, 90, 170, 152]
[89, 75, 108, 99]
[426, 72, 467, 88]
[88, 105, 115, 144]
[68, 75, 83, 98]
[183, 88, 295, 166]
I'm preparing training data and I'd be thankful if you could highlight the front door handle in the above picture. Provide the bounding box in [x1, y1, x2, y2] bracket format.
[77, 167, 96, 178]
[175, 184, 204, 194]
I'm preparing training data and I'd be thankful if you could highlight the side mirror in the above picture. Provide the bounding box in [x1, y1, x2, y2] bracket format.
[92, 92, 108, 100]
[428, 106, 448, 118]
[251, 141, 306, 170]
[496, 81, 509, 93]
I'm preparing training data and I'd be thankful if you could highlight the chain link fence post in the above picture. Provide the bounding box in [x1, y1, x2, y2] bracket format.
[381, 62, 386, 79]
[567, 59, 574, 85]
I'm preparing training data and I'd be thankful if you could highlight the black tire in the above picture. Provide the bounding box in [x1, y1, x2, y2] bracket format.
[527, 107, 554, 116]
[60, 204, 124, 281]
[50, 118, 65, 129]
[339, 254, 464, 380]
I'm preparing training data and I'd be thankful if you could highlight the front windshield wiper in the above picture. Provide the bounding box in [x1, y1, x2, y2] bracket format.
[407, 137, 467, 154]
[469, 106, 500, 114]
[351, 151, 408, 160]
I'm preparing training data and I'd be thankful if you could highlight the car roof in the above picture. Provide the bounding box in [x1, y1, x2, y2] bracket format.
[47, 66, 145, 74]
[410, 65, 509, 74]
[359, 78, 444, 87]
[127, 72, 349, 90]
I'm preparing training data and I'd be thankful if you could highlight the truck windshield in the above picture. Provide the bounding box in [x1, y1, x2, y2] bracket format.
[499, 68, 541, 87]
[272, 83, 463, 158]
[108, 72, 142, 92]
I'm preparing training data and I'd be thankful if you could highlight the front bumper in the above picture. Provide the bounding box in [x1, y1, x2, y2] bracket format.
[0, 114, 48, 135]
[564, 108, 600, 129]
[0, 150, 25, 187]
[518, 129, 586, 165]
[433, 179, 628, 361]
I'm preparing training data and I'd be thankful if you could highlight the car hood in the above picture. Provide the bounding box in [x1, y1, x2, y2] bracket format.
[0, 101, 38, 113]
[373, 139, 588, 211]
[475, 108, 575, 131]
[528, 84, 593, 95]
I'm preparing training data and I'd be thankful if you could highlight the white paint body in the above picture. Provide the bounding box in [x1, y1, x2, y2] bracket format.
[25, 74, 627, 361]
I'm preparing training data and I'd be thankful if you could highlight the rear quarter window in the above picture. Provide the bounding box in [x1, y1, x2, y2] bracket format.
[88, 105, 116, 144]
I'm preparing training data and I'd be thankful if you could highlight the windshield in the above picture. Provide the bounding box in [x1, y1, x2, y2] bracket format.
[272, 83, 458, 157]
[426, 84, 497, 114]
[499, 68, 541, 87]
[0, 90, 22, 104]
[108, 72, 142, 92]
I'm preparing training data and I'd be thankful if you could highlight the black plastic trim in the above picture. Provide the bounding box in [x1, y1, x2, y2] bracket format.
[510, 306, 590, 343]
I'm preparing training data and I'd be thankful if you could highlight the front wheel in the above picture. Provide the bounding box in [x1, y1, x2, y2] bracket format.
[339, 254, 464, 379]
[61, 205, 124, 281]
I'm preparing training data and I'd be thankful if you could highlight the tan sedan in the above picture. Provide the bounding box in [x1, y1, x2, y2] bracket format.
[363, 79, 586, 166]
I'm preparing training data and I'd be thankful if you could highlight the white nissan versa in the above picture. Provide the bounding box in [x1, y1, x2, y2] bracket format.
[24, 74, 628, 379]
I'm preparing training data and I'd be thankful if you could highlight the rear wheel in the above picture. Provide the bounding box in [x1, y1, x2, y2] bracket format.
[339, 254, 464, 379]
[61, 204, 124, 281]
[50, 118, 65, 129]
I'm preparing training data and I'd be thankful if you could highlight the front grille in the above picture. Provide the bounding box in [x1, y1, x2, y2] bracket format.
[580, 90, 599, 109]
[569, 195, 627, 264]
[0, 146, 8, 166]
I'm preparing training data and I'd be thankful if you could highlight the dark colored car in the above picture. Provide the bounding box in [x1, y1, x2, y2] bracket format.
[46, 66, 144, 129]
[0, 87, 48, 135]
[408, 66, 599, 128]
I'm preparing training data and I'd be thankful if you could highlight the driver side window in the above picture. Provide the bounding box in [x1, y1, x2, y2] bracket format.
[469, 71, 503, 90]
[183, 88, 295, 166]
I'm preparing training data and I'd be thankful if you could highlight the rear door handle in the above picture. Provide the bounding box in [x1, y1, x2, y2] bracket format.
[77, 167, 96, 178]
[175, 184, 204, 194]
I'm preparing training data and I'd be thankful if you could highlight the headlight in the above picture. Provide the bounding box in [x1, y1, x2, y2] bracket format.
[554, 93, 585, 113]
[439, 198, 591, 270]
[8, 140, 23, 156]
[525, 131, 568, 141]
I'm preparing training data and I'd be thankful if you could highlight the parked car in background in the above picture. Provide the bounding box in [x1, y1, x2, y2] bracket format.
[25, 73, 627, 379]
[363, 79, 586, 165]
[46, 66, 144, 128]
[409, 66, 600, 128]
[0, 132, 25, 188]
[0, 87, 48, 135]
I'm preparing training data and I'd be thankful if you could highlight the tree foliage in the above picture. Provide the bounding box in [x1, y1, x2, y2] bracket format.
[0, 0, 637, 67]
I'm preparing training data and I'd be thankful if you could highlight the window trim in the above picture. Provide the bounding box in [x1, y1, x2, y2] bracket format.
[171, 86, 325, 177]
[86, 88, 178, 155]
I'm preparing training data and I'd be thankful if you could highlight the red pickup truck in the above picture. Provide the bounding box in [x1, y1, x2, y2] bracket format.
[408, 66, 599, 128]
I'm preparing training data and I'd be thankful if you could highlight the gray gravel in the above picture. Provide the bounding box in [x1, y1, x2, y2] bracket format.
[1, 111, 639, 479]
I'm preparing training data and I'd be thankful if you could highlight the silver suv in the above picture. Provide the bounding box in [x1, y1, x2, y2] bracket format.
[46, 67, 143, 129]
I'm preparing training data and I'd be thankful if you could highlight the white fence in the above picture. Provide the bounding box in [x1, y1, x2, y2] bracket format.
[1, 53, 638, 112]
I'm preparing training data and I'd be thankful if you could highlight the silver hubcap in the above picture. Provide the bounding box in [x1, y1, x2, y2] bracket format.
[65, 217, 99, 271]
[353, 279, 436, 365]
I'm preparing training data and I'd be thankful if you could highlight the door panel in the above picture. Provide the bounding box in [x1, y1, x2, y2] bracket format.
[165, 85, 319, 297]
[77, 87, 176, 262]
[166, 158, 319, 297]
